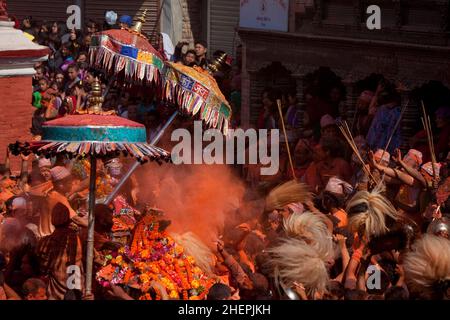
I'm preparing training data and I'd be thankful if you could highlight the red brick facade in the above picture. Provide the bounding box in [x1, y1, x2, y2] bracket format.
[0, 75, 32, 172]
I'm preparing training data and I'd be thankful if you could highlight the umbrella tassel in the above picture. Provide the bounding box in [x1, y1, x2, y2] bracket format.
[217, 114, 224, 132]
[192, 96, 203, 116]
[139, 63, 145, 81]
[212, 109, 220, 128]
[223, 119, 229, 135]
[149, 65, 154, 83]
[107, 51, 115, 72]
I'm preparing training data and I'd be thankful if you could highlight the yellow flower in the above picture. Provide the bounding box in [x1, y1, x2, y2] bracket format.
[178, 260, 185, 267]
[141, 249, 150, 259]
[186, 256, 195, 264]
[166, 282, 175, 291]
[189, 296, 200, 300]
[191, 280, 200, 289]
[115, 256, 123, 264]
[151, 265, 160, 273]
[140, 274, 150, 283]
[169, 290, 179, 299]
[174, 245, 184, 255]
[193, 267, 202, 274]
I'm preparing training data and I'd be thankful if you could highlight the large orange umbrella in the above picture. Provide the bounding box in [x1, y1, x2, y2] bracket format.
[164, 62, 232, 134]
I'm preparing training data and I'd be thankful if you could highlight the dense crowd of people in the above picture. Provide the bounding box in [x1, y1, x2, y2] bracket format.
[0, 13, 449, 301]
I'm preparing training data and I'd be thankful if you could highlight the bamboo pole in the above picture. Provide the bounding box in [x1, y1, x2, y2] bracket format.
[277, 99, 297, 180]
[85, 156, 97, 295]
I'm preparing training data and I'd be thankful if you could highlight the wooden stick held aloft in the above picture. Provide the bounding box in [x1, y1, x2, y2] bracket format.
[338, 121, 378, 184]
[276, 99, 297, 180]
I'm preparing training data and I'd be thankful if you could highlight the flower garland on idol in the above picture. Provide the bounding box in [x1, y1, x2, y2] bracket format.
[96, 212, 215, 300]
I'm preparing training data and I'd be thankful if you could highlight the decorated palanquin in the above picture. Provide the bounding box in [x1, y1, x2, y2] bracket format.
[96, 213, 215, 300]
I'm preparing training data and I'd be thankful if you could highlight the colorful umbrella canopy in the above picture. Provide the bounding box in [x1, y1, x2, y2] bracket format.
[164, 62, 232, 134]
[88, 12, 165, 86]
[40, 114, 169, 162]
[10, 115, 170, 163]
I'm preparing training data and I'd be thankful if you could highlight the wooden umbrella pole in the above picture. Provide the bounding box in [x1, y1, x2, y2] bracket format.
[104, 110, 179, 205]
[85, 156, 97, 296]
[277, 99, 297, 180]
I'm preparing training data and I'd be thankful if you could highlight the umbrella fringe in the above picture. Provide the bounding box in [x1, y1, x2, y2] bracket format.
[89, 46, 162, 86]
[164, 80, 231, 134]
[33, 142, 169, 160]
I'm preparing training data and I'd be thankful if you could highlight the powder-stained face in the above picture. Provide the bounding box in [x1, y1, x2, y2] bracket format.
[40, 167, 52, 181]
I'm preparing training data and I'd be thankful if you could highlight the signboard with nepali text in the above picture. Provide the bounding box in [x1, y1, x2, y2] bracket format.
[239, 0, 289, 32]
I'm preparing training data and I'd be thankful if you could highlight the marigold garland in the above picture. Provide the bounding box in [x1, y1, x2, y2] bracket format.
[96, 214, 214, 300]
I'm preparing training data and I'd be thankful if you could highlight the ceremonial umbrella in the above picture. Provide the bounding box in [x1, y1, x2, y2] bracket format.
[164, 62, 232, 134]
[88, 10, 165, 90]
[9, 80, 170, 295]
[103, 61, 233, 205]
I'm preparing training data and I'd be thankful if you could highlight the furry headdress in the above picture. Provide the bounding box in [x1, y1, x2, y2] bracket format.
[268, 237, 329, 298]
[403, 235, 450, 299]
[283, 211, 334, 261]
[265, 180, 311, 213]
[346, 185, 399, 240]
